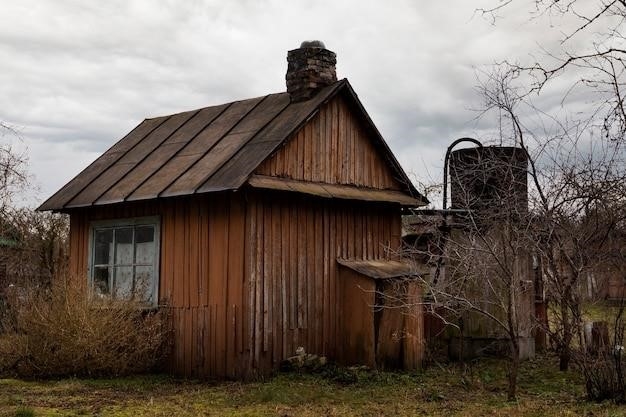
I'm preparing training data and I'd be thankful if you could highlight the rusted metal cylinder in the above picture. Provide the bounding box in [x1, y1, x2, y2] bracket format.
[449, 146, 528, 217]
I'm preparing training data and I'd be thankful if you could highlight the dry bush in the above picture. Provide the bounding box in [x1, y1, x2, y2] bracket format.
[575, 308, 626, 403]
[0, 278, 171, 378]
[576, 350, 626, 403]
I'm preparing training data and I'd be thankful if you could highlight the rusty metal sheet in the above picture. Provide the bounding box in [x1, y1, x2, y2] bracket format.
[162, 93, 290, 198]
[96, 106, 227, 205]
[163, 105, 229, 145]
[116, 110, 196, 165]
[66, 111, 194, 207]
[96, 143, 186, 205]
[336, 258, 427, 280]
[177, 99, 261, 157]
[106, 116, 169, 154]
[65, 162, 136, 208]
[247, 175, 419, 206]
[40, 78, 427, 210]
[37, 117, 166, 211]
[129, 98, 261, 200]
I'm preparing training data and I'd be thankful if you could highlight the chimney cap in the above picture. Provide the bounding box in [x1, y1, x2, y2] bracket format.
[300, 40, 326, 49]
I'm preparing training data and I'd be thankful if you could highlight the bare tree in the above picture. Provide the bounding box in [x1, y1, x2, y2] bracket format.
[403, 64, 626, 400]
[480, 0, 626, 142]
[0, 123, 68, 290]
[478, 64, 626, 369]
[0, 123, 28, 215]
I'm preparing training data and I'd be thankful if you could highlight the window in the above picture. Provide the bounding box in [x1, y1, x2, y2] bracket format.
[89, 217, 159, 305]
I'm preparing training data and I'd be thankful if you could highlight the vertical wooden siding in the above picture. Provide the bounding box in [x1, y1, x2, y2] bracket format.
[68, 190, 404, 377]
[244, 191, 402, 373]
[68, 193, 247, 378]
[255, 95, 402, 191]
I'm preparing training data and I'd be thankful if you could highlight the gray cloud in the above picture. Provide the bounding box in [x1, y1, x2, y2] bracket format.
[0, 0, 593, 208]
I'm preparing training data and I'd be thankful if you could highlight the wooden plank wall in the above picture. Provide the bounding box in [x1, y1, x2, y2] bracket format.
[337, 267, 377, 367]
[68, 191, 403, 377]
[244, 191, 401, 374]
[68, 193, 247, 378]
[255, 95, 402, 191]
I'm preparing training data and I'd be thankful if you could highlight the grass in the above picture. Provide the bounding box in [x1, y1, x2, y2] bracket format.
[0, 354, 625, 417]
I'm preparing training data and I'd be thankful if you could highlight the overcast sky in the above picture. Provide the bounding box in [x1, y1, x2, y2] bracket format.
[0, 0, 583, 207]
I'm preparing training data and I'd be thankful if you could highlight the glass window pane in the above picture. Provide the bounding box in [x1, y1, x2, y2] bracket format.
[93, 266, 111, 298]
[94, 229, 113, 265]
[91, 220, 159, 304]
[135, 228, 155, 265]
[114, 266, 133, 300]
[134, 265, 154, 302]
[115, 227, 133, 265]
[135, 226, 154, 244]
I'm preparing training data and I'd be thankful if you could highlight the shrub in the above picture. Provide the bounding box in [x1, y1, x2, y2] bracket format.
[0, 278, 171, 378]
[575, 309, 626, 403]
[576, 350, 625, 403]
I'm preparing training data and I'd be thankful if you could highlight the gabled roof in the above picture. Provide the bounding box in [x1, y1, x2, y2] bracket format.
[39, 79, 426, 211]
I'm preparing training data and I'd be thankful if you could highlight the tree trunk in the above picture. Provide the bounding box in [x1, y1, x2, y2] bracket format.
[559, 345, 570, 371]
[559, 286, 573, 371]
[508, 338, 520, 401]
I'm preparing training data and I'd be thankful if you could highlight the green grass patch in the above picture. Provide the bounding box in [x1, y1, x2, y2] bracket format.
[0, 355, 625, 416]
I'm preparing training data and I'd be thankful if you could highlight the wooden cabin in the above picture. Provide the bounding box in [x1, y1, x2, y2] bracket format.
[38, 41, 427, 378]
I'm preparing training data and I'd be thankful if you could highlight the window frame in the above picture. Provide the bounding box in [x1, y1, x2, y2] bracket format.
[87, 216, 161, 306]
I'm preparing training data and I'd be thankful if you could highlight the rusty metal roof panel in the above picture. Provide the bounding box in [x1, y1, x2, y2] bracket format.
[96, 106, 227, 205]
[39, 79, 426, 211]
[127, 99, 260, 201]
[65, 110, 196, 208]
[37, 116, 167, 211]
[336, 258, 428, 279]
[161, 93, 290, 198]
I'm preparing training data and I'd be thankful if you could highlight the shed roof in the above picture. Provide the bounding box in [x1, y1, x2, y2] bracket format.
[39, 79, 426, 211]
[337, 258, 428, 280]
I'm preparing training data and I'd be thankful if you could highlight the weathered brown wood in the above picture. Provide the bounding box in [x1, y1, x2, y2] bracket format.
[62, 83, 416, 379]
[253, 199, 263, 369]
[262, 202, 271, 355]
[338, 266, 376, 366]
[229, 195, 245, 367]
[376, 281, 405, 369]
[66, 188, 408, 378]
[280, 203, 289, 357]
[271, 199, 282, 365]
[296, 202, 306, 330]
[243, 195, 256, 372]
[254, 94, 412, 194]
[288, 203, 297, 332]
[200, 83, 349, 193]
[403, 282, 423, 370]
[173, 200, 185, 307]
[322, 205, 330, 353]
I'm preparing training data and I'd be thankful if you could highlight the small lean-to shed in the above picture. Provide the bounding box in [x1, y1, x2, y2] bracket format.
[38, 41, 427, 378]
[337, 259, 426, 370]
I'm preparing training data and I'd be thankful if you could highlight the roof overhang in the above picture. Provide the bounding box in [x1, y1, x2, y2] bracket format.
[247, 175, 423, 207]
[336, 258, 428, 280]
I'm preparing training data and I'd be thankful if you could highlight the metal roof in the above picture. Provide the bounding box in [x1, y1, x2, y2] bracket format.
[39, 79, 425, 211]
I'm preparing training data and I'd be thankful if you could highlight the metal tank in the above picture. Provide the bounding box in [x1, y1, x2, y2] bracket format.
[449, 146, 528, 218]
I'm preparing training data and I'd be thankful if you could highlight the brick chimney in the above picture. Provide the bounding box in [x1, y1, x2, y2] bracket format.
[286, 40, 337, 102]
